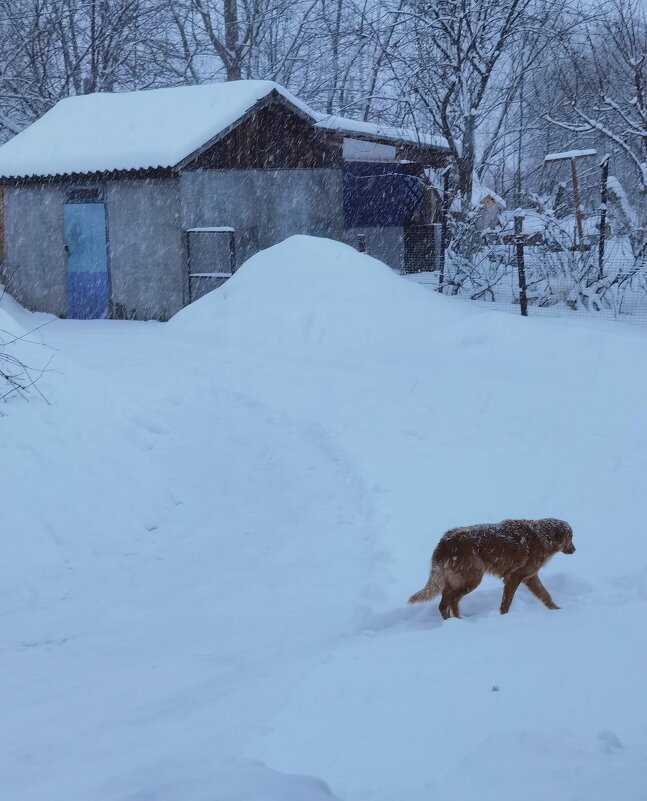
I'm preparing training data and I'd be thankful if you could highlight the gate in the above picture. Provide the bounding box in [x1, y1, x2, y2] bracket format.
[404, 224, 441, 273]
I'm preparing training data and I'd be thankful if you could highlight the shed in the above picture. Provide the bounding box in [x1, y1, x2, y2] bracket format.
[0, 81, 449, 320]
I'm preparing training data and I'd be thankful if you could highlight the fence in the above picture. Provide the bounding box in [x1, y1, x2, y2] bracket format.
[405, 243, 647, 327]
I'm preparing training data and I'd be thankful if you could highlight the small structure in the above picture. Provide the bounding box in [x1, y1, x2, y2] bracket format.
[544, 148, 597, 249]
[0, 81, 449, 320]
[470, 177, 506, 232]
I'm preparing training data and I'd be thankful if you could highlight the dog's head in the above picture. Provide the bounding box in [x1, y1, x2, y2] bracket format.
[557, 521, 576, 554]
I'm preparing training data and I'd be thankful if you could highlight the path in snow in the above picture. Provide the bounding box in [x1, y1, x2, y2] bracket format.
[1, 319, 379, 801]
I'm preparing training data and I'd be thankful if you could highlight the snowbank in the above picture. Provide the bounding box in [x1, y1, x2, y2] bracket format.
[171, 235, 468, 361]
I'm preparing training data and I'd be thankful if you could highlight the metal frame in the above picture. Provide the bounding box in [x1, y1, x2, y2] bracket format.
[184, 227, 236, 305]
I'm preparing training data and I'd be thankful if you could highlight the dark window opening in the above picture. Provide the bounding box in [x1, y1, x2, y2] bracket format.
[65, 186, 104, 204]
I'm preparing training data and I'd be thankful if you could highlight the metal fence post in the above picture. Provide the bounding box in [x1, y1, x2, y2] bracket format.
[439, 168, 450, 293]
[514, 215, 528, 317]
[598, 156, 610, 281]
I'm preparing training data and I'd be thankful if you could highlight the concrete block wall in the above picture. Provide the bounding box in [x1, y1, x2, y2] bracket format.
[180, 169, 347, 266]
[3, 177, 184, 321]
[3, 184, 68, 316]
[180, 168, 405, 271]
[106, 178, 184, 320]
[341, 227, 404, 271]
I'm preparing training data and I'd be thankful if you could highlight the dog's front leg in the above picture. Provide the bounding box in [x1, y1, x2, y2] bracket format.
[500, 573, 524, 614]
[524, 575, 560, 610]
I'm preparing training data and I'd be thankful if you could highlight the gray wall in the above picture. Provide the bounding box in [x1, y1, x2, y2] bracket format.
[106, 178, 183, 320]
[180, 168, 405, 270]
[342, 227, 404, 272]
[181, 169, 344, 264]
[2, 177, 184, 321]
[2, 168, 405, 322]
[3, 184, 67, 316]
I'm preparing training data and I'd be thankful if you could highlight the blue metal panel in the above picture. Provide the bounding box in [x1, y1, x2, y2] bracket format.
[63, 203, 109, 319]
[342, 162, 425, 228]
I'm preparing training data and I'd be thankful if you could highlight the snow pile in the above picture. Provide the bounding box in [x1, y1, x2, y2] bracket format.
[171, 235, 467, 361]
[3, 236, 647, 801]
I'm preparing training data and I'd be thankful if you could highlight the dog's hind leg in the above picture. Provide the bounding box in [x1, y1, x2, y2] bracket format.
[439, 590, 456, 620]
[441, 572, 483, 619]
[450, 573, 483, 618]
[524, 574, 560, 610]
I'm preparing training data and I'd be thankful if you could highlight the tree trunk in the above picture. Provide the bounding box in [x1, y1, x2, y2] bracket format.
[224, 0, 242, 80]
[457, 114, 476, 210]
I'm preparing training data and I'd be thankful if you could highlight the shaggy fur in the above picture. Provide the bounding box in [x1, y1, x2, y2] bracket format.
[408, 518, 575, 619]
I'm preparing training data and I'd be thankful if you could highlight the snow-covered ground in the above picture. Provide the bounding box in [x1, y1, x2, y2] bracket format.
[2, 236, 646, 800]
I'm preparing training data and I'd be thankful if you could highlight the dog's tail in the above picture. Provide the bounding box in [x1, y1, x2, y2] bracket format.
[408, 563, 443, 604]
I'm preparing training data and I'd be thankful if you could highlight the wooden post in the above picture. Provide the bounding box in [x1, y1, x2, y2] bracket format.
[598, 156, 610, 281]
[570, 158, 584, 246]
[514, 215, 528, 317]
[439, 168, 450, 293]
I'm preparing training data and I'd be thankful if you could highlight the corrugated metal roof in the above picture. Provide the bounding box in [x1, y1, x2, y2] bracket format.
[0, 80, 449, 180]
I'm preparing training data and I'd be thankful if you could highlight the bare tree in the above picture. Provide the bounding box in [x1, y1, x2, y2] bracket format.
[547, 0, 647, 194]
[0, 0, 168, 139]
[384, 0, 576, 208]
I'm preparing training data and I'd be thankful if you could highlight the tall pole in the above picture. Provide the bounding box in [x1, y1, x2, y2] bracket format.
[439, 167, 450, 293]
[515, 215, 528, 317]
[514, 71, 524, 207]
[598, 156, 610, 280]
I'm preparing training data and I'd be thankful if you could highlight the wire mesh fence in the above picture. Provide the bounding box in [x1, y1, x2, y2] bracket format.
[405, 251, 647, 327]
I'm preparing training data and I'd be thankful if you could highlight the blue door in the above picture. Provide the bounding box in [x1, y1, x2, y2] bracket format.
[63, 203, 110, 319]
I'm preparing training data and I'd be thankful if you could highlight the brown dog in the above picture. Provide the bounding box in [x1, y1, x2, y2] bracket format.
[408, 518, 575, 619]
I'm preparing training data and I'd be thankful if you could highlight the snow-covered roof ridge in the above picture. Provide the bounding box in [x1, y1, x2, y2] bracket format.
[314, 113, 448, 150]
[544, 148, 597, 162]
[0, 80, 448, 180]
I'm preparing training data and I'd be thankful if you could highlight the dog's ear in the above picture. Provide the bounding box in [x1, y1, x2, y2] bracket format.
[552, 520, 569, 543]
[559, 522, 573, 543]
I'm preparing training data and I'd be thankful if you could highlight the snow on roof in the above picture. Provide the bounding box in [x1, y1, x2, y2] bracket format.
[0, 81, 314, 179]
[471, 174, 506, 209]
[0, 81, 448, 180]
[186, 226, 235, 233]
[315, 114, 448, 151]
[544, 148, 597, 162]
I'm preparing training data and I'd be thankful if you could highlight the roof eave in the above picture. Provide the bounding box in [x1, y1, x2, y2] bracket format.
[0, 165, 176, 184]
[316, 124, 450, 153]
